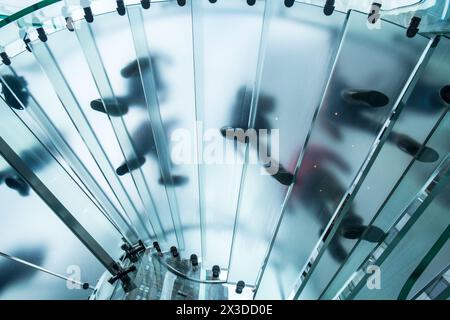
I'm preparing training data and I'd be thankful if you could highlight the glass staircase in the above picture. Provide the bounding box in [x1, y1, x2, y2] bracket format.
[0, 0, 448, 300]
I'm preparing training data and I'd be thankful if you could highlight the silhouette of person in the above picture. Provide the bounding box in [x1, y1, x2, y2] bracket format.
[1, 75, 29, 111]
[321, 72, 441, 163]
[115, 120, 188, 186]
[0, 144, 53, 197]
[0, 247, 46, 294]
[440, 85, 450, 105]
[289, 145, 385, 263]
[220, 86, 295, 186]
[0, 75, 50, 196]
[90, 57, 187, 186]
[90, 55, 169, 116]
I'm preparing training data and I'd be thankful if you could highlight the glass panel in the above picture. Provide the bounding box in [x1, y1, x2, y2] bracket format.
[254, 10, 431, 298]
[296, 36, 450, 300]
[29, 38, 155, 239]
[1, 31, 150, 240]
[80, 5, 186, 247]
[130, 1, 200, 256]
[322, 111, 450, 299]
[127, 4, 185, 250]
[353, 169, 450, 299]
[383, 0, 450, 34]
[0, 56, 123, 219]
[191, 0, 267, 269]
[227, 1, 346, 286]
[0, 66, 139, 244]
[0, 96, 122, 258]
[74, 21, 165, 241]
[406, 239, 450, 300]
[0, 157, 104, 299]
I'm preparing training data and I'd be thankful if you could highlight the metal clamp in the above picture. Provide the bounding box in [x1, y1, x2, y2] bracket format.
[324, 0, 335, 16]
[141, 0, 150, 9]
[0, 52, 11, 65]
[407, 16, 422, 38]
[116, 0, 126, 16]
[108, 263, 137, 292]
[121, 240, 146, 263]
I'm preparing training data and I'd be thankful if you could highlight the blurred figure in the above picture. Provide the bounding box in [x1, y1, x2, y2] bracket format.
[1, 75, 29, 110]
[384, 81, 448, 163]
[0, 247, 46, 294]
[0, 146, 50, 197]
[440, 85, 450, 105]
[115, 120, 188, 187]
[0, 75, 51, 196]
[90, 56, 187, 186]
[0, 174, 30, 196]
[90, 55, 169, 116]
[220, 86, 295, 186]
[289, 145, 385, 263]
[322, 73, 441, 163]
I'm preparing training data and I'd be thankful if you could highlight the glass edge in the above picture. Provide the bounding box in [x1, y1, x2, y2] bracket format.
[0, 0, 61, 29]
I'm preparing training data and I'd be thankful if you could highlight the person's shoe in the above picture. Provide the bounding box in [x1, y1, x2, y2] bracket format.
[440, 85, 450, 104]
[416, 147, 440, 163]
[342, 225, 385, 243]
[342, 89, 390, 107]
[90, 99, 129, 117]
[5, 176, 30, 196]
[362, 225, 386, 243]
[1, 75, 29, 110]
[120, 58, 150, 78]
[116, 156, 146, 176]
[268, 165, 295, 186]
[341, 225, 366, 240]
[395, 134, 439, 163]
[158, 175, 189, 187]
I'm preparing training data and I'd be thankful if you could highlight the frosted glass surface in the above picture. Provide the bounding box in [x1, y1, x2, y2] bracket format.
[191, 0, 266, 269]
[0, 97, 122, 258]
[77, 2, 199, 252]
[0, 42, 143, 240]
[322, 112, 450, 299]
[228, 2, 346, 285]
[354, 180, 450, 299]
[0, 158, 104, 299]
[296, 36, 450, 300]
[255, 10, 430, 298]
[136, 1, 200, 257]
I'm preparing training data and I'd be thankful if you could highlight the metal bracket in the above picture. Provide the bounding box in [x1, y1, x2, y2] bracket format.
[121, 240, 146, 263]
[108, 263, 137, 292]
